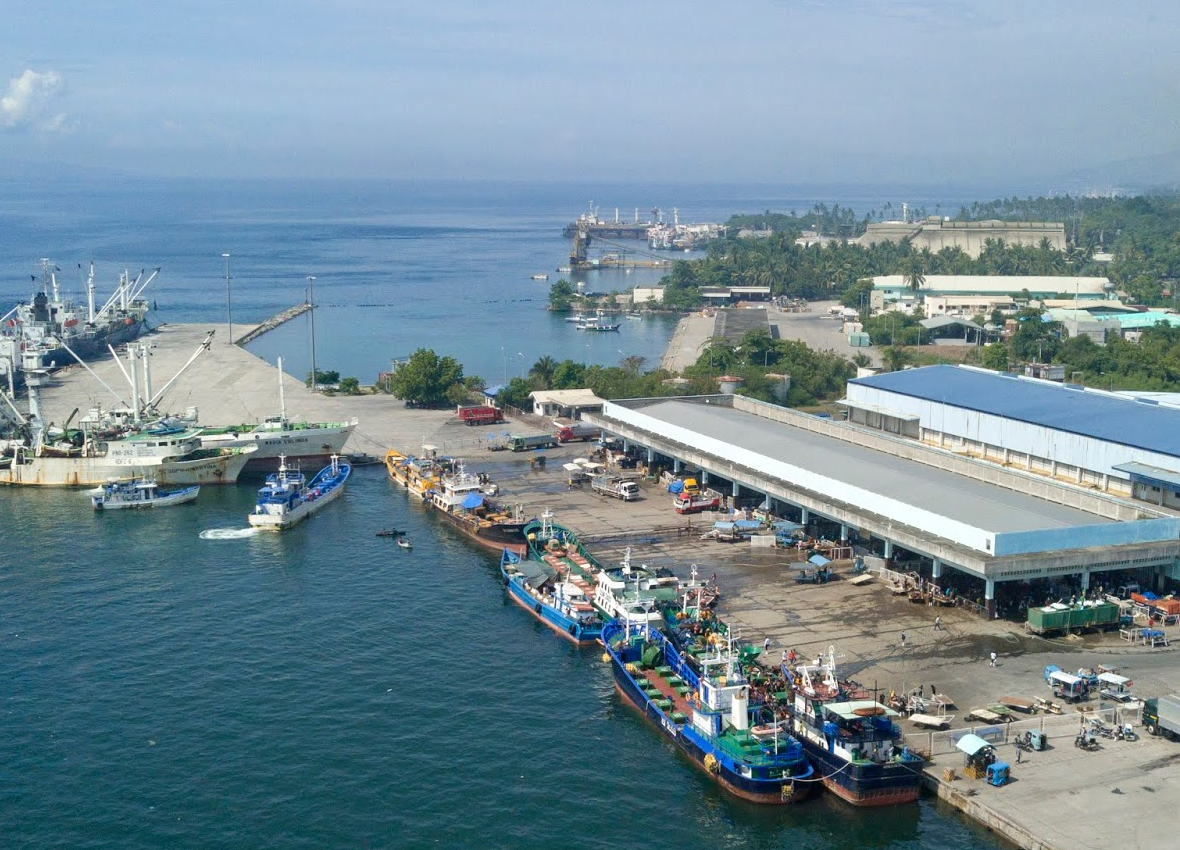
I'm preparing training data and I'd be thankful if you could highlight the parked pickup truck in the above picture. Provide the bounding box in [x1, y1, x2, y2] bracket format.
[507, 433, 558, 452]
[591, 475, 639, 501]
[555, 422, 601, 443]
[673, 490, 722, 514]
[457, 405, 504, 426]
[1144, 694, 1180, 740]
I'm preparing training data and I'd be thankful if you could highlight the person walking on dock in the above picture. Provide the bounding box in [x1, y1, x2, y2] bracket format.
[763, 637, 771, 654]
[900, 630, 906, 648]
[989, 651, 998, 667]
[934, 616, 943, 631]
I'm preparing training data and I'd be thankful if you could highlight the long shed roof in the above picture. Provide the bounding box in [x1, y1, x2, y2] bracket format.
[628, 398, 1108, 534]
[850, 365, 1180, 459]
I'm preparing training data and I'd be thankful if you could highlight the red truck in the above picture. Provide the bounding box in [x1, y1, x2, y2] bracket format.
[457, 405, 505, 426]
[673, 490, 722, 514]
[555, 422, 601, 443]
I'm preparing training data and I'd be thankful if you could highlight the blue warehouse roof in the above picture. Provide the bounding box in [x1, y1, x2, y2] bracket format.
[850, 365, 1180, 460]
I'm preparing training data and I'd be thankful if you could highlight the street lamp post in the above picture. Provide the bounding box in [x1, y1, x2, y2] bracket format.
[222, 253, 232, 346]
[307, 275, 317, 391]
[500, 346, 507, 385]
[517, 352, 525, 379]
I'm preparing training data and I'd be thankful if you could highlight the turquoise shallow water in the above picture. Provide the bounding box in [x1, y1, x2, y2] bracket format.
[0, 177, 1005, 848]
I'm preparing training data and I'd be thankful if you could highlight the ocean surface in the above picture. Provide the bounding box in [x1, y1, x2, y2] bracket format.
[0, 178, 1007, 848]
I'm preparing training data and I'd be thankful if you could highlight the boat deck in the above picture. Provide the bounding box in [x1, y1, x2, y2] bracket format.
[637, 666, 694, 722]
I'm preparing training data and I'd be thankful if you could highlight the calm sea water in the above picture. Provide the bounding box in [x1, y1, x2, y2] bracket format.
[0, 178, 1005, 848]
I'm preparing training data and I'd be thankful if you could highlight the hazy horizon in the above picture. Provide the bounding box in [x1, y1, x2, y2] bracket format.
[4, 2, 1179, 192]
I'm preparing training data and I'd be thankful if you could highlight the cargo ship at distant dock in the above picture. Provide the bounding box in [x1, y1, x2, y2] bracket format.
[1, 260, 156, 377]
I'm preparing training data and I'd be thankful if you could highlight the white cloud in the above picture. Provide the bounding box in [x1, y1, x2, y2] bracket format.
[1, 69, 66, 131]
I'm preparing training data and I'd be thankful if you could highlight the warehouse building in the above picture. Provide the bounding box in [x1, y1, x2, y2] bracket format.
[843, 365, 1180, 511]
[855, 218, 1066, 258]
[587, 393, 1180, 615]
[870, 274, 1114, 313]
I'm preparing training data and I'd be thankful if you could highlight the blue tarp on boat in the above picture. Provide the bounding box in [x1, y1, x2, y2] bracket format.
[808, 554, 831, 567]
[734, 520, 762, 530]
[668, 480, 684, 494]
[461, 493, 484, 509]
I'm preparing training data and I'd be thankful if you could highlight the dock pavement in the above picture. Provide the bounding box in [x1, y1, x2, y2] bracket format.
[30, 322, 1180, 850]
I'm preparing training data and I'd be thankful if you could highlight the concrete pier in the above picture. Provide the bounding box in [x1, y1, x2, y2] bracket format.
[35, 323, 440, 458]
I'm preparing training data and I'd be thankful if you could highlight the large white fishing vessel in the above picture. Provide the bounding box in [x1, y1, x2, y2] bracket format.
[193, 358, 356, 472]
[2, 419, 258, 487]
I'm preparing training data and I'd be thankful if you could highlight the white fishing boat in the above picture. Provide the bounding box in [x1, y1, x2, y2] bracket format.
[531, 273, 549, 281]
[195, 357, 356, 472]
[90, 478, 200, 510]
[248, 455, 351, 531]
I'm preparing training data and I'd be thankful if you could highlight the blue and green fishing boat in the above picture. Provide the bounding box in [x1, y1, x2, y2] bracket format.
[602, 619, 815, 804]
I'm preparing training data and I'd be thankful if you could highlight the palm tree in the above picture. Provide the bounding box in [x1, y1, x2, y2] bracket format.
[851, 353, 871, 369]
[882, 346, 909, 373]
[904, 257, 926, 299]
[529, 355, 557, 390]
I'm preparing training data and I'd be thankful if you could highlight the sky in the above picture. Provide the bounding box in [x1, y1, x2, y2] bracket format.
[3, 0, 1180, 187]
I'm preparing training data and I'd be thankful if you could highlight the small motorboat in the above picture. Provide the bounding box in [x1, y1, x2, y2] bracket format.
[397, 537, 413, 549]
[376, 529, 401, 538]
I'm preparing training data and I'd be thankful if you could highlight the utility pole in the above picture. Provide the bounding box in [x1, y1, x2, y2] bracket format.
[222, 253, 232, 346]
[307, 275, 317, 391]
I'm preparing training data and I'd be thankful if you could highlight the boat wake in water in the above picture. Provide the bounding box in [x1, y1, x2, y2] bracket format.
[199, 527, 261, 540]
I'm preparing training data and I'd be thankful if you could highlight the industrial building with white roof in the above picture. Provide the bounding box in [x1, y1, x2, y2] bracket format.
[588, 390, 1180, 615]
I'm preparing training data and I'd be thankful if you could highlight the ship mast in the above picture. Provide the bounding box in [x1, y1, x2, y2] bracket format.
[278, 356, 287, 422]
[86, 262, 96, 324]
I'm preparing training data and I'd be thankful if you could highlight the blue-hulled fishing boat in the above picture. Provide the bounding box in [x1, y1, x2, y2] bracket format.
[248, 455, 350, 531]
[500, 548, 603, 645]
[602, 619, 815, 804]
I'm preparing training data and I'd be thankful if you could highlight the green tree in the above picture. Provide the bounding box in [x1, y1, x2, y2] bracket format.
[306, 369, 340, 388]
[338, 377, 361, 395]
[851, 353, 872, 369]
[548, 279, 576, 312]
[882, 346, 909, 372]
[981, 343, 1009, 371]
[841, 278, 874, 311]
[904, 257, 926, 296]
[386, 348, 465, 407]
[529, 355, 558, 390]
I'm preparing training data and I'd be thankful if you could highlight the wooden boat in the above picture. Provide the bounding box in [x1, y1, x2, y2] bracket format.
[376, 529, 401, 538]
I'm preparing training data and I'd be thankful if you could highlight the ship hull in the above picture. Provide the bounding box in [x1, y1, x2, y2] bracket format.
[607, 663, 812, 805]
[795, 738, 922, 806]
[92, 484, 200, 509]
[249, 480, 345, 530]
[0, 449, 253, 487]
[37, 318, 148, 369]
[201, 423, 355, 473]
[502, 571, 602, 645]
[604, 635, 813, 806]
[437, 509, 527, 554]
